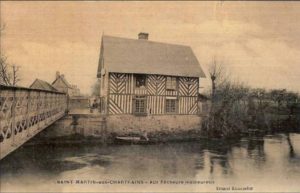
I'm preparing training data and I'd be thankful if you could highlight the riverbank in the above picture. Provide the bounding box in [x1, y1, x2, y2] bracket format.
[24, 121, 300, 147]
[25, 127, 205, 146]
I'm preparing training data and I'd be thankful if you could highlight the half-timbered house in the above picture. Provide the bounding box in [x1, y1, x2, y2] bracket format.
[97, 33, 206, 132]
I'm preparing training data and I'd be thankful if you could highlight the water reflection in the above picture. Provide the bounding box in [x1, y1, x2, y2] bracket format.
[200, 140, 234, 175]
[286, 133, 295, 158]
[1, 133, 300, 192]
[246, 138, 266, 164]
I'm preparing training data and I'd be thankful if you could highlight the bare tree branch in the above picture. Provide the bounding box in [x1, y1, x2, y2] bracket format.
[208, 56, 229, 102]
[0, 56, 12, 85]
[0, 23, 21, 86]
[0, 23, 5, 37]
[0, 57, 22, 86]
[12, 64, 20, 86]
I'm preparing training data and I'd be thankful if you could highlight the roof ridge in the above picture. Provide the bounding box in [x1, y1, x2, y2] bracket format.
[52, 74, 73, 88]
[102, 35, 191, 48]
[31, 78, 58, 91]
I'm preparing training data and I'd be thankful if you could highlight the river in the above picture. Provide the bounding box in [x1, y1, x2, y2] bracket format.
[1, 132, 300, 192]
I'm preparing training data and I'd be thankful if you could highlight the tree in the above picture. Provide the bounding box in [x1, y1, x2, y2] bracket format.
[0, 23, 21, 86]
[284, 91, 298, 115]
[269, 89, 287, 111]
[0, 56, 9, 85]
[0, 57, 21, 86]
[203, 57, 252, 137]
[11, 65, 20, 86]
[208, 57, 228, 102]
[251, 88, 266, 102]
[0, 23, 8, 85]
[91, 79, 101, 96]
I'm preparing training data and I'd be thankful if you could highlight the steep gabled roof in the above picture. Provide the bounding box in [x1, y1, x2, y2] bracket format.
[97, 35, 206, 78]
[52, 74, 73, 89]
[30, 79, 58, 92]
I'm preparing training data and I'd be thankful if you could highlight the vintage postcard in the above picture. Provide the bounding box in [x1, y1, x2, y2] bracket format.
[0, 1, 299, 193]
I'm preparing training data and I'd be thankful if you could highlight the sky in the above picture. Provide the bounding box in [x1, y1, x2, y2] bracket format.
[1, 1, 300, 94]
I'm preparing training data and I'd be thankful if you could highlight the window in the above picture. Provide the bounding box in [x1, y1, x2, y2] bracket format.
[135, 74, 146, 88]
[134, 96, 146, 114]
[166, 98, 177, 113]
[166, 77, 177, 90]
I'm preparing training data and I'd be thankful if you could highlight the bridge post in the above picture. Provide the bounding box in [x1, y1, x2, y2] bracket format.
[26, 90, 31, 137]
[11, 88, 16, 147]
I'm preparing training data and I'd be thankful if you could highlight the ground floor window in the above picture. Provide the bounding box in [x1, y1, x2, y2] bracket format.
[166, 98, 177, 113]
[134, 96, 146, 114]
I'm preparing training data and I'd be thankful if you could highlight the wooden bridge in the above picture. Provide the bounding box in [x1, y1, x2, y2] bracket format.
[0, 85, 67, 160]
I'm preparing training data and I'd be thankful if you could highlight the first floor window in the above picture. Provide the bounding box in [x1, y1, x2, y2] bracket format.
[135, 74, 146, 88]
[166, 98, 177, 113]
[166, 76, 177, 90]
[134, 96, 146, 114]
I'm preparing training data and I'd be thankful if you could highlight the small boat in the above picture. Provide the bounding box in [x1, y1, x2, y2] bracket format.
[242, 128, 266, 137]
[114, 136, 155, 145]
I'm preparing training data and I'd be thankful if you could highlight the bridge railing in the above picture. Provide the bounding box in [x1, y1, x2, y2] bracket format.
[0, 85, 67, 159]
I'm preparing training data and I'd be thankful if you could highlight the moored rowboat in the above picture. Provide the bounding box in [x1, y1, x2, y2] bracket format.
[114, 136, 155, 145]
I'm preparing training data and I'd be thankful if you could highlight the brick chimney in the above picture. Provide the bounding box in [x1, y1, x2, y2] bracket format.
[56, 71, 60, 79]
[138, 32, 149, 40]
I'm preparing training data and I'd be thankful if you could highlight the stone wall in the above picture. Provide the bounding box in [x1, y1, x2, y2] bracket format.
[106, 115, 202, 135]
[69, 97, 89, 109]
[39, 114, 203, 143]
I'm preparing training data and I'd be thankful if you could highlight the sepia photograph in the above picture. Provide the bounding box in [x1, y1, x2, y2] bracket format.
[0, 1, 300, 192]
